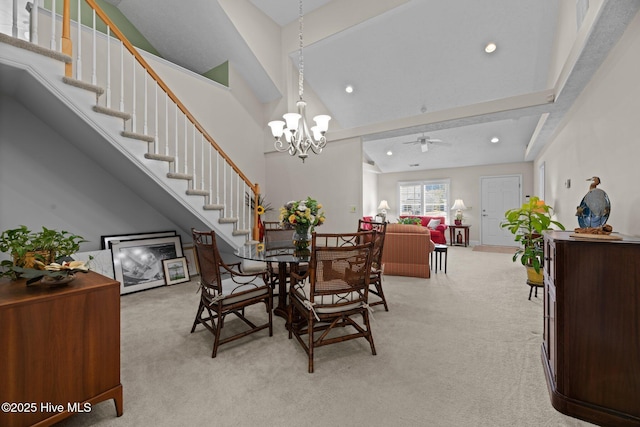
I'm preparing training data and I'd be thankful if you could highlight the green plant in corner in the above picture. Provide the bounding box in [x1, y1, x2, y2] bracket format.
[500, 197, 565, 276]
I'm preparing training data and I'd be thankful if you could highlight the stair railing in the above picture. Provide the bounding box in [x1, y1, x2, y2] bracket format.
[17, 0, 261, 242]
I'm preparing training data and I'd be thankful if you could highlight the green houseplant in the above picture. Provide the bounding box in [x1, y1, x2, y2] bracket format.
[0, 225, 86, 279]
[500, 197, 565, 283]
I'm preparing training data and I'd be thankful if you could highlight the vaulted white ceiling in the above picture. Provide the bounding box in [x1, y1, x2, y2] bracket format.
[101, 0, 639, 172]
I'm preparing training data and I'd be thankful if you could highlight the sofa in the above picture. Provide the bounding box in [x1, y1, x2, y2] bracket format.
[380, 223, 435, 278]
[398, 215, 448, 244]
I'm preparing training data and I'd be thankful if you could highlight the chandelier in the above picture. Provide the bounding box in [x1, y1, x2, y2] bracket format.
[267, 0, 331, 162]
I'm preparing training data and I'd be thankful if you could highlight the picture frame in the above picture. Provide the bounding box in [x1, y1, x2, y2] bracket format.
[162, 257, 190, 285]
[111, 235, 183, 294]
[182, 245, 199, 276]
[101, 230, 177, 250]
[71, 249, 115, 279]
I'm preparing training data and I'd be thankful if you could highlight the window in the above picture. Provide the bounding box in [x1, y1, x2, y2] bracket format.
[399, 179, 451, 222]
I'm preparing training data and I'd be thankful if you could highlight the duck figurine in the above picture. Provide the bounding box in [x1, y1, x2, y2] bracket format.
[576, 176, 610, 227]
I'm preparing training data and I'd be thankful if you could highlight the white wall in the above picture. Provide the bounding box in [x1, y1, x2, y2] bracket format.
[377, 162, 534, 243]
[263, 137, 363, 233]
[0, 95, 184, 257]
[536, 9, 640, 237]
[362, 162, 379, 217]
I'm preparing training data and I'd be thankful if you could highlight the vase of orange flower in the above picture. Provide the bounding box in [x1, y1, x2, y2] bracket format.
[280, 197, 326, 255]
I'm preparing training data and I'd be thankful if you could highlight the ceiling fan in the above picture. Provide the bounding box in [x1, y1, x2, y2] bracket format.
[402, 135, 446, 152]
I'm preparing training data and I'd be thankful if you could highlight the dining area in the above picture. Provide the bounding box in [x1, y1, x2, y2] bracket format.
[189, 198, 389, 373]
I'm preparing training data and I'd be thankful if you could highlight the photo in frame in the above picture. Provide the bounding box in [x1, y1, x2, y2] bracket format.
[162, 257, 190, 285]
[101, 230, 177, 250]
[111, 235, 183, 294]
[182, 245, 199, 276]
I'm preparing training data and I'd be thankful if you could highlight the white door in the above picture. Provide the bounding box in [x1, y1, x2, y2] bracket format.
[481, 175, 521, 246]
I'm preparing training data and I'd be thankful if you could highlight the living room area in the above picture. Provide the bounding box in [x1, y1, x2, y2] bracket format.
[2, 1, 640, 426]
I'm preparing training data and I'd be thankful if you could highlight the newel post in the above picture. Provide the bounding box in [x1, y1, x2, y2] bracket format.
[253, 184, 260, 241]
[62, 0, 72, 77]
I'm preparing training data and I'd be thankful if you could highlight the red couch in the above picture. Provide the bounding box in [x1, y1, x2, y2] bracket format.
[399, 215, 448, 244]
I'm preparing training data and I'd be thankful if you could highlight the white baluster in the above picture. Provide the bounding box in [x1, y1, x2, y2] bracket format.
[153, 83, 158, 154]
[75, 0, 81, 79]
[223, 161, 227, 214]
[183, 115, 187, 174]
[200, 134, 205, 191]
[164, 92, 169, 156]
[50, 0, 56, 50]
[216, 152, 220, 205]
[131, 58, 136, 132]
[191, 125, 196, 189]
[173, 104, 178, 172]
[91, 9, 96, 85]
[12, 0, 18, 38]
[208, 143, 213, 201]
[119, 41, 124, 113]
[31, 0, 39, 44]
[106, 26, 111, 108]
[143, 73, 148, 135]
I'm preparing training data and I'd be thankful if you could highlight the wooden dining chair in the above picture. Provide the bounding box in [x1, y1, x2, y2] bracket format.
[357, 219, 389, 311]
[288, 231, 376, 373]
[190, 228, 272, 358]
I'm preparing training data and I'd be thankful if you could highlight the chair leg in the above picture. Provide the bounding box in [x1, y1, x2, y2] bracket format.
[374, 281, 389, 312]
[308, 314, 315, 373]
[363, 310, 377, 356]
[211, 311, 223, 358]
[191, 301, 205, 333]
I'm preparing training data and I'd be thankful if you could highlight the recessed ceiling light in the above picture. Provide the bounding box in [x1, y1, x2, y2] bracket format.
[485, 42, 497, 53]
[345, 85, 354, 94]
[386, 150, 393, 156]
[491, 137, 500, 143]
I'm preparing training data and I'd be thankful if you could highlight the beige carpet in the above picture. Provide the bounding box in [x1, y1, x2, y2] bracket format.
[58, 246, 594, 427]
[472, 245, 519, 254]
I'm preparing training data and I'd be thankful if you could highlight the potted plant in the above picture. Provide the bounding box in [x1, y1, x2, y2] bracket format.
[397, 217, 421, 225]
[500, 197, 565, 284]
[0, 225, 87, 280]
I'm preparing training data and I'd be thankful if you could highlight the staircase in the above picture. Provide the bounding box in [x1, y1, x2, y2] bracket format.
[0, 0, 260, 250]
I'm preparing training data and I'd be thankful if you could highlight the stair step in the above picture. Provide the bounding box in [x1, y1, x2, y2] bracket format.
[186, 189, 209, 197]
[219, 218, 238, 224]
[203, 204, 224, 211]
[0, 33, 72, 64]
[63, 76, 104, 95]
[121, 130, 154, 142]
[167, 172, 193, 180]
[233, 229, 251, 236]
[144, 153, 175, 162]
[93, 105, 131, 121]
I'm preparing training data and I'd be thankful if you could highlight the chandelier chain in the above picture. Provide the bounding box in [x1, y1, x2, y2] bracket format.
[298, 0, 304, 99]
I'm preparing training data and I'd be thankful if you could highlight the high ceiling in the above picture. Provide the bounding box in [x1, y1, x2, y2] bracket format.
[100, 0, 639, 173]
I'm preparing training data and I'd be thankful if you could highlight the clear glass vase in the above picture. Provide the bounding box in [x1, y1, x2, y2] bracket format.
[292, 227, 312, 255]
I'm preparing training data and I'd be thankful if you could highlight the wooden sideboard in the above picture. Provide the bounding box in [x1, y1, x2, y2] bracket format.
[0, 271, 123, 427]
[542, 231, 640, 426]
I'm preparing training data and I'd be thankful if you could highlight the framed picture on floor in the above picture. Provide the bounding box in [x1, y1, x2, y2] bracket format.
[101, 230, 177, 249]
[111, 235, 183, 294]
[182, 245, 199, 276]
[162, 257, 190, 285]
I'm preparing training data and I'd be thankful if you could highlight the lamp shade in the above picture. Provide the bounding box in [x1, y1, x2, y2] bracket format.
[378, 200, 391, 211]
[451, 199, 466, 211]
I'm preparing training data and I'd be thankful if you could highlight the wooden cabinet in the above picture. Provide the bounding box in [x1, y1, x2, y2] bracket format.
[0, 272, 123, 427]
[542, 231, 640, 426]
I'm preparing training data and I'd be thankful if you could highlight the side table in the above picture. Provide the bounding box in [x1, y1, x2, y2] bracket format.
[430, 244, 448, 274]
[448, 224, 470, 247]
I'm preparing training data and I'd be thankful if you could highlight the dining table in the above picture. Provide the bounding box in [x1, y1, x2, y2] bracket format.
[235, 240, 309, 319]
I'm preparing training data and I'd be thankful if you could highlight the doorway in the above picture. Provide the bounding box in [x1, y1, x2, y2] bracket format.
[480, 175, 521, 246]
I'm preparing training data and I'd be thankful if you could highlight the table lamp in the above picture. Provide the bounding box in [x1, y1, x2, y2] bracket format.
[377, 200, 391, 222]
[451, 199, 466, 225]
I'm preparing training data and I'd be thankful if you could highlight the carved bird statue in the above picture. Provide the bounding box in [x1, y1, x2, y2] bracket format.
[576, 176, 610, 227]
